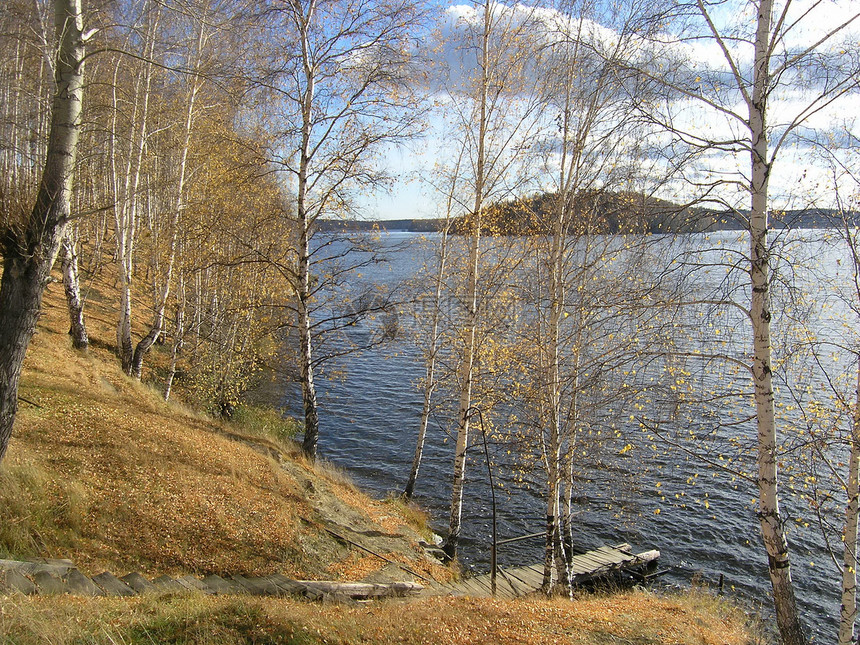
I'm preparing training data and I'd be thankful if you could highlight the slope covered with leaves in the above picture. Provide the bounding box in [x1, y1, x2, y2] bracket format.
[0, 272, 445, 582]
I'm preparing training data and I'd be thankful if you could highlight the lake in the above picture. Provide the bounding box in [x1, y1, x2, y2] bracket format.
[280, 229, 852, 640]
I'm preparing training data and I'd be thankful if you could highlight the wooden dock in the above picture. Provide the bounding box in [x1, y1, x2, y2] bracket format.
[430, 544, 660, 599]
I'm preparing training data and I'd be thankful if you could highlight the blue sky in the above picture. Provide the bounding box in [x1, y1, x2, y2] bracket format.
[357, 0, 860, 221]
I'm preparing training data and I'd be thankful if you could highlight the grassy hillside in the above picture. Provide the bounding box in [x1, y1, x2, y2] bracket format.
[1, 272, 446, 583]
[0, 271, 755, 643]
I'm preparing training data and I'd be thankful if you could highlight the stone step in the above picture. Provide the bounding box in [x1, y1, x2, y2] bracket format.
[0, 569, 37, 595]
[152, 575, 185, 592]
[121, 572, 157, 594]
[0, 558, 429, 601]
[65, 569, 103, 596]
[176, 575, 215, 594]
[92, 572, 136, 597]
[200, 573, 244, 595]
[33, 571, 66, 595]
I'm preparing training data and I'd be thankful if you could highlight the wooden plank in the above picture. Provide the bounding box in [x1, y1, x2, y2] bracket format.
[594, 547, 632, 565]
[469, 576, 495, 596]
[426, 545, 660, 599]
[0, 560, 76, 579]
[231, 575, 283, 596]
[500, 571, 533, 596]
[505, 567, 542, 590]
[177, 575, 215, 594]
[265, 573, 306, 596]
[460, 578, 491, 597]
[575, 552, 611, 569]
[152, 576, 185, 592]
[200, 574, 241, 595]
[496, 571, 526, 597]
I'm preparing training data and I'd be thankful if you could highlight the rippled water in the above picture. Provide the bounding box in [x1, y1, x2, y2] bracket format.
[279, 230, 850, 641]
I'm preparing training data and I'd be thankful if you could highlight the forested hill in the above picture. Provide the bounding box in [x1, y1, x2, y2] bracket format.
[319, 192, 851, 235]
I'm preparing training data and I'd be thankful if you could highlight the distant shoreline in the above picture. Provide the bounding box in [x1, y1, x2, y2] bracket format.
[318, 208, 856, 235]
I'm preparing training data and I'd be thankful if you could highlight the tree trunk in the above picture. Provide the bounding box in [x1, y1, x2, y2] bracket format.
[164, 273, 186, 402]
[0, 0, 84, 463]
[60, 230, 88, 350]
[445, 227, 478, 558]
[298, 4, 320, 459]
[112, 5, 159, 376]
[404, 219, 452, 499]
[132, 15, 203, 382]
[749, 1, 805, 642]
[839, 362, 860, 645]
[444, 0, 491, 562]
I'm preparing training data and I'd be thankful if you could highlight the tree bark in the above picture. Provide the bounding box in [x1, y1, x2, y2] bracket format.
[444, 0, 489, 553]
[404, 214, 453, 499]
[297, 0, 321, 460]
[60, 229, 88, 350]
[0, 0, 84, 463]
[131, 14, 204, 382]
[839, 363, 860, 645]
[164, 272, 186, 402]
[748, 1, 805, 642]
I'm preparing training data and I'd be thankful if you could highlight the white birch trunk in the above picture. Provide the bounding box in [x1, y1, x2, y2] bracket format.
[444, 0, 491, 560]
[163, 272, 186, 402]
[404, 220, 452, 499]
[131, 17, 205, 380]
[112, 7, 159, 375]
[839, 363, 860, 645]
[60, 228, 88, 350]
[749, 1, 805, 642]
[297, 0, 321, 459]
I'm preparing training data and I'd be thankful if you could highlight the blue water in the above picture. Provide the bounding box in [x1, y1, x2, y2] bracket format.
[279, 230, 851, 641]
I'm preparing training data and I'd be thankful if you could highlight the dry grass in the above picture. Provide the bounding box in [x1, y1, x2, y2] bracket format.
[0, 590, 754, 645]
[0, 274, 436, 581]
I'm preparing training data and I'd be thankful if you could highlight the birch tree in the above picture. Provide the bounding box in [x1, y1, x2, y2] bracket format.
[0, 0, 86, 462]
[402, 156, 460, 500]
[263, 0, 422, 460]
[631, 2, 860, 641]
[515, 0, 668, 591]
[781, 146, 860, 644]
[434, 0, 548, 559]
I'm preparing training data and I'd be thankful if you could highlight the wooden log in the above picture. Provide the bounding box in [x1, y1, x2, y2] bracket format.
[632, 550, 660, 566]
[297, 580, 423, 599]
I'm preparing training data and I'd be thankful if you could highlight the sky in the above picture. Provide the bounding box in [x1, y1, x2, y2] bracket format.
[357, 0, 860, 221]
